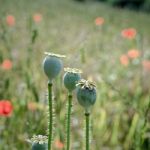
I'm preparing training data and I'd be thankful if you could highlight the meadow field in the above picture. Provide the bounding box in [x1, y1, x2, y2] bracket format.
[0, 0, 150, 149]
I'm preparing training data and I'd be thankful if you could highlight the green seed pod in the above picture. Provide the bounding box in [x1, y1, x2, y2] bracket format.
[32, 142, 48, 150]
[63, 68, 82, 92]
[43, 52, 65, 81]
[76, 79, 96, 110]
[30, 135, 48, 150]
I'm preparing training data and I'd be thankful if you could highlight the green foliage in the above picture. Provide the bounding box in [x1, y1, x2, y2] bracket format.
[142, 0, 150, 12]
[97, 0, 150, 12]
[74, 0, 86, 2]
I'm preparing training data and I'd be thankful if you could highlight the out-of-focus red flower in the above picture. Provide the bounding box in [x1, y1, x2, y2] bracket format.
[6, 15, 15, 26]
[121, 28, 137, 39]
[27, 102, 38, 111]
[0, 100, 13, 117]
[142, 60, 150, 71]
[95, 17, 104, 26]
[127, 49, 140, 59]
[1, 59, 12, 70]
[33, 13, 42, 23]
[54, 140, 64, 149]
[120, 54, 129, 66]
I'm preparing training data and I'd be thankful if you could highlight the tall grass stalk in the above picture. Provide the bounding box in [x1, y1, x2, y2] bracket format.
[124, 113, 139, 149]
[66, 93, 72, 150]
[85, 112, 90, 150]
[48, 81, 53, 150]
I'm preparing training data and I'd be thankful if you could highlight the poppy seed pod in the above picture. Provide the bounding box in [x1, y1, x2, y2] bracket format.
[63, 68, 82, 92]
[43, 52, 65, 81]
[32, 142, 48, 150]
[30, 135, 48, 150]
[76, 79, 96, 109]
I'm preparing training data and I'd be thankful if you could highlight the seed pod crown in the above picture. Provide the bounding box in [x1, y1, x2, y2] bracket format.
[76, 79, 96, 90]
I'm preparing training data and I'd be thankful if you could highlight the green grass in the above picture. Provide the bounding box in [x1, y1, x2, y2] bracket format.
[0, 0, 150, 149]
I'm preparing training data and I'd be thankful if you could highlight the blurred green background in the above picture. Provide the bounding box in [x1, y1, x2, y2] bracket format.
[0, 0, 150, 149]
[76, 0, 150, 12]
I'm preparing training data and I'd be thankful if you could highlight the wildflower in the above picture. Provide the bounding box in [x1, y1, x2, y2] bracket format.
[6, 15, 15, 26]
[33, 13, 42, 23]
[121, 28, 137, 39]
[1, 59, 12, 70]
[0, 100, 13, 117]
[127, 49, 140, 59]
[27, 102, 39, 111]
[95, 17, 104, 26]
[142, 60, 150, 71]
[120, 54, 129, 66]
[54, 140, 64, 149]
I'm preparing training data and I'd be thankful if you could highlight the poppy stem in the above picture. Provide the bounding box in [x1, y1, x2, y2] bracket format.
[66, 93, 72, 150]
[48, 81, 53, 150]
[85, 112, 90, 150]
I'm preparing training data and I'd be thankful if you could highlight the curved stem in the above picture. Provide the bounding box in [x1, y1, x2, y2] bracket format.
[48, 81, 53, 150]
[66, 93, 72, 150]
[85, 112, 90, 150]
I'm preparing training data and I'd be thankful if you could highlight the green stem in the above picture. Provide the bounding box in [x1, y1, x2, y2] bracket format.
[66, 93, 72, 150]
[85, 112, 90, 150]
[48, 81, 53, 150]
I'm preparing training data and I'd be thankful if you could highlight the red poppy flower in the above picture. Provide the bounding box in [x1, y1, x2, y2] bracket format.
[95, 17, 104, 26]
[33, 13, 42, 23]
[142, 60, 150, 71]
[54, 140, 64, 149]
[1, 59, 12, 70]
[0, 100, 13, 117]
[6, 15, 15, 26]
[120, 54, 129, 66]
[127, 49, 140, 59]
[27, 102, 39, 111]
[121, 28, 137, 39]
